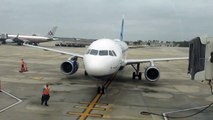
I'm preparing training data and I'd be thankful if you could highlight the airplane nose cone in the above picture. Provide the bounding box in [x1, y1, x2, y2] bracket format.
[84, 56, 113, 76]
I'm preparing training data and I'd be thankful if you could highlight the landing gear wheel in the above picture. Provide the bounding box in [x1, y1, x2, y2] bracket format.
[97, 86, 101, 94]
[138, 72, 142, 80]
[101, 86, 105, 94]
[97, 86, 105, 94]
[132, 72, 142, 80]
[132, 72, 136, 79]
[2, 41, 6, 44]
[131, 63, 141, 80]
[84, 71, 88, 76]
[33, 43, 38, 46]
[17, 43, 23, 45]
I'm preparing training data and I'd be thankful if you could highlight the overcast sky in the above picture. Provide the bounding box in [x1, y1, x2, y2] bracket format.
[0, 0, 213, 41]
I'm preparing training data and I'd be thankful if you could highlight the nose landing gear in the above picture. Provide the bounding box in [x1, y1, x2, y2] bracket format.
[97, 77, 113, 94]
[97, 86, 105, 94]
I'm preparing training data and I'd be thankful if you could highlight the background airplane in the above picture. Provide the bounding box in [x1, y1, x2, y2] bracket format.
[24, 18, 188, 84]
[3, 26, 57, 45]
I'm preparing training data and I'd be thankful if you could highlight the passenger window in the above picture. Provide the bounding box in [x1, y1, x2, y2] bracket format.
[112, 50, 117, 56]
[109, 51, 113, 56]
[99, 50, 108, 56]
[90, 49, 98, 55]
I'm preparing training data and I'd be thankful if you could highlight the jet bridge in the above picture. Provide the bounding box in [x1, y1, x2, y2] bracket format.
[188, 36, 213, 80]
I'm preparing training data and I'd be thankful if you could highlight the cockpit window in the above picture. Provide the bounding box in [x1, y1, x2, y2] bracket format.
[109, 51, 113, 56]
[90, 49, 98, 55]
[99, 50, 108, 56]
[112, 50, 117, 56]
[88, 49, 116, 56]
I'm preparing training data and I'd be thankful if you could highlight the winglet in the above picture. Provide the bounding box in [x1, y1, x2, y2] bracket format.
[120, 16, 124, 41]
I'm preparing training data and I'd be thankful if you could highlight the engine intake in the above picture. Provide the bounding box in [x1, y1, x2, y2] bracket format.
[60, 60, 79, 75]
[144, 66, 160, 82]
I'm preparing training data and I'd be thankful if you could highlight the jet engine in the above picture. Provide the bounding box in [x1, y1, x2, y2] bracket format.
[60, 60, 79, 75]
[6, 38, 24, 45]
[144, 66, 160, 82]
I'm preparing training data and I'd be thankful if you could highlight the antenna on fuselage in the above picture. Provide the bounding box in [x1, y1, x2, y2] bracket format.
[120, 16, 124, 41]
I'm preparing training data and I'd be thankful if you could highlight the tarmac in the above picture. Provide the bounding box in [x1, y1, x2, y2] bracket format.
[0, 42, 213, 120]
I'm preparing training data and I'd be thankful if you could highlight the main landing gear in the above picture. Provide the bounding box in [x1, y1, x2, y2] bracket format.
[131, 63, 142, 80]
[84, 71, 88, 76]
[26, 42, 38, 46]
[33, 43, 38, 46]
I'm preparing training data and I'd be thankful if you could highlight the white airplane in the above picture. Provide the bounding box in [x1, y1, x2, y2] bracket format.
[5, 26, 57, 45]
[24, 18, 188, 83]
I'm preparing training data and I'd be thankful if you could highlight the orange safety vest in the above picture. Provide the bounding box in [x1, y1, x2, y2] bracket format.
[43, 87, 50, 95]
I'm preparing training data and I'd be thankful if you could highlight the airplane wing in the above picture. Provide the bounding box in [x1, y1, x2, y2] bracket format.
[14, 37, 28, 42]
[126, 57, 188, 65]
[23, 44, 84, 58]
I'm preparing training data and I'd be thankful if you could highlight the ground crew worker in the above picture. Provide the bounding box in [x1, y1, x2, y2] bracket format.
[208, 80, 213, 95]
[19, 58, 25, 72]
[24, 60, 28, 72]
[41, 84, 50, 106]
[19, 58, 28, 72]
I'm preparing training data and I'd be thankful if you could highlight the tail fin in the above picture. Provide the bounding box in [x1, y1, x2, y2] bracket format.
[120, 16, 124, 41]
[46, 26, 58, 38]
[16, 34, 19, 38]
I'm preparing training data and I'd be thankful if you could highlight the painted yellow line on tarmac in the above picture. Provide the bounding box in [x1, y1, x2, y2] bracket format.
[80, 102, 109, 106]
[78, 76, 116, 120]
[74, 106, 106, 111]
[78, 94, 102, 120]
[68, 112, 102, 118]
[68, 75, 117, 119]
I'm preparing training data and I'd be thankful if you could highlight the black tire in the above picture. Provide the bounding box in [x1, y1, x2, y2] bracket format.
[17, 43, 23, 45]
[101, 86, 105, 94]
[97, 87, 101, 94]
[2, 41, 6, 44]
[138, 72, 142, 80]
[132, 72, 136, 79]
[84, 71, 88, 76]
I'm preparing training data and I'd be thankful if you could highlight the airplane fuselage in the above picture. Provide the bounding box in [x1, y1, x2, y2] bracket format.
[8, 35, 52, 43]
[83, 38, 128, 77]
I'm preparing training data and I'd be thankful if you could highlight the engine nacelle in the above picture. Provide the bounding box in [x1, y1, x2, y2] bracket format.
[6, 38, 24, 45]
[5, 39, 14, 43]
[144, 66, 160, 82]
[60, 60, 79, 75]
